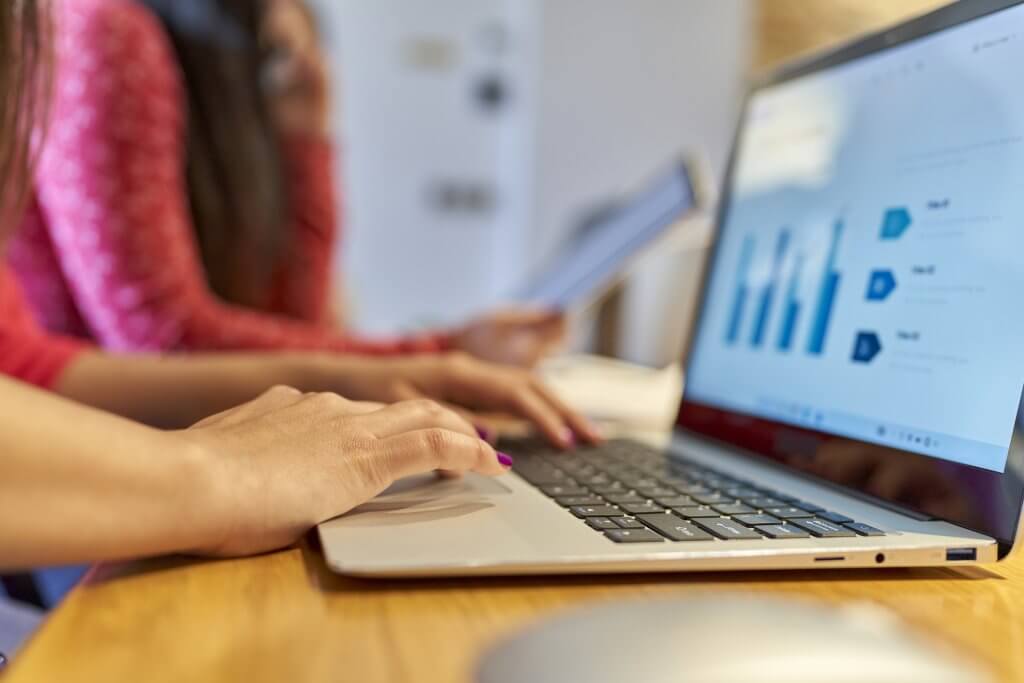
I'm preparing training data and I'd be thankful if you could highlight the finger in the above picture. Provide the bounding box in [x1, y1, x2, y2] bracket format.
[530, 379, 603, 444]
[390, 383, 495, 443]
[444, 362, 571, 446]
[381, 429, 509, 479]
[190, 385, 304, 429]
[355, 399, 479, 441]
[508, 388, 575, 449]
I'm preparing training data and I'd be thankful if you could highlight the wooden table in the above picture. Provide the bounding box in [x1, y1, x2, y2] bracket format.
[6, 358, 1023, 682]
[5, 537, 1024, 682]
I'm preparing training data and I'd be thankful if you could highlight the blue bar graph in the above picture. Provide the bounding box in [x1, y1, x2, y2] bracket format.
[806, 217, 844, 355]
[725, 235, 755, 344]
[776, 252, 804, 351]
[751, 230, 791, 347]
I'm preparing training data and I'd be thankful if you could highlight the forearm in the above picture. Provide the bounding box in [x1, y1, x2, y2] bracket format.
[0, 377, 223, 569]
[53, 351, 325, 429]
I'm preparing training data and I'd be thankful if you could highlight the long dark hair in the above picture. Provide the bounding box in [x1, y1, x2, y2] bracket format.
[1, 0, 46, 237]
[139, 0, 289, 308]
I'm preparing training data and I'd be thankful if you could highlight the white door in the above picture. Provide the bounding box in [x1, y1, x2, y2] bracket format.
[311, 0, 535, 334]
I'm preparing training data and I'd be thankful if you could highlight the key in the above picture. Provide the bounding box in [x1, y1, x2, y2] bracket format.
[555, 496, 606, 507]
[771, 493, 803, 504]
[615, 517, 645, 529]
[766, 506, 814, 519]
[792, 501, 826, 513]
[605, 528, 665, 543]
[713, 503, 755, 516]
[844, 522, 885, 537]
[757, 524, 810, 539]
[742, 496, 786, 508]
[579, 474, 612, 486]
[818, 511, 855, 524]
[619, 476, 661, 489]
[637, 514, 715, 541]
[540, 483, 587, 497]
[636, 486, 678, 498]
[571, 505, 624, 518]
[761, 524, 806, 540]
[694, 518, 763, 540]
[671, 506, 720, 519]
[792, 518, 857, 538]
[659, 473, 698, 485]
[673, 484, 712, 495]
[620, 502, 665, 515]
[590, 482, 628, 495]
[586, 517, 620, 531]
[732, 514, 782, 526]
[653, 495, 696, 507]
[513, 461, 568, 485]
[604, 492, 646, 505]
[724, 486, 762, 498]
[691, 492, 731, 505]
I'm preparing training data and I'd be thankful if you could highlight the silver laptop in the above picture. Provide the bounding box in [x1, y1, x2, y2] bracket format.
[320, 0, 1024, 577]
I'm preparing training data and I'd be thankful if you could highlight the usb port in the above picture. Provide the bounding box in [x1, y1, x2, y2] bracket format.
[946, 547, 977, 562]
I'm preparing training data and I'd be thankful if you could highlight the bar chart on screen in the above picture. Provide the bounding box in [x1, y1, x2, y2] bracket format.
[724, 214, 844, 358]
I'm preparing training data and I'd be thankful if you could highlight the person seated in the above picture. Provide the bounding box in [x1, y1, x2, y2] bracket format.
[7, 0, 564, 368]
[0, 0, 599, 625]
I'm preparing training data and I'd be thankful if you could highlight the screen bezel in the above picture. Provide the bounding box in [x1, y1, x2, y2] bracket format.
[675, 0, 1024, 555]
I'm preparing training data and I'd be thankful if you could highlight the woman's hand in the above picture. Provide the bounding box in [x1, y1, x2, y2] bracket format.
[311, 352, 601, 449]
[183, 386, 510, 557]
[451, 308, 567, 367]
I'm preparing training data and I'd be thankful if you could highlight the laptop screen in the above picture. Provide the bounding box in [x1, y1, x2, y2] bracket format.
[678, 1, 1024, 547]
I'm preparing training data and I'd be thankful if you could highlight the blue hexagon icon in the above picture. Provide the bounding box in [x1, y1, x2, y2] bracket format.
[866, 269, 897, 301]
[851, 331, 882, 364]
[881, 208, 911, 240]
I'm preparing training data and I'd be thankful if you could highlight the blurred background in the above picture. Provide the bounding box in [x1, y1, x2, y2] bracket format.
[307, 0, 948, 367]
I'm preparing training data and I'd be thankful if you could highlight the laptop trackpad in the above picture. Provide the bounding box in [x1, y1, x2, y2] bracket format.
[340, 474, 512, 526]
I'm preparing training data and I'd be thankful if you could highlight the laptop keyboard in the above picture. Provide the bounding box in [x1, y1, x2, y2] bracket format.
[504, 438, 885, 544]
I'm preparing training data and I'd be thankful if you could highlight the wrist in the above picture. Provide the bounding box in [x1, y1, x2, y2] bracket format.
[159, 429, 237, 556]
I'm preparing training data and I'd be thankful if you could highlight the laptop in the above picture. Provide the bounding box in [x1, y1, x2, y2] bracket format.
[319, 0, 1024, 576]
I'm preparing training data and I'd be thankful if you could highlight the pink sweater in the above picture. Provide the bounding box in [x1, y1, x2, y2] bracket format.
[7, 0, 448, 356]
[0, 267, 84, 389]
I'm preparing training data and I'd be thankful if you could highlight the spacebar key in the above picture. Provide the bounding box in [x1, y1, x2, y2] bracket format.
[636, 514, 714, 541]
[694, 518, 763, 540]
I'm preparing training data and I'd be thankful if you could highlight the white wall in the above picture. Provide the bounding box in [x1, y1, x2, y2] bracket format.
[310, 0, 538, 333]
[529, 0, 751, 365]
[309, 0, 751, 357]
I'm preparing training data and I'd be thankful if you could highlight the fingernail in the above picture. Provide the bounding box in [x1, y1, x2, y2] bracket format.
[476, 426, 492, 441]
[497, 452, 514, 468]
[563, 429, 576, 447]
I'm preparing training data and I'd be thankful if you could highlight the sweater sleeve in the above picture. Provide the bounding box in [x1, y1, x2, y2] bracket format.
[34, 0, 450, 356]
[268, 135, 338, 325]
[0, 269, 85, 389]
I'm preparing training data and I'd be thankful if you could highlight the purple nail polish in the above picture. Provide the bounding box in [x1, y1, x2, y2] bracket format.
[476, 426, 492, 441]
[497, 452, 514, 467]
